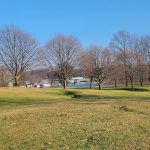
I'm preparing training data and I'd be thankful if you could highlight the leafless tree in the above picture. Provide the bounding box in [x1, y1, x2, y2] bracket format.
[126, 51, 137, 91]
[45, 34, 81, 89]
[111, 31, 143, 90]
[0, 67, 11, 87]
[139, 36, 150, 81]
[124, 35, 139, 91]
[110, 52, 124, 87]
[135, 50, 146, 86]
[0, 26, 39, 86]
[80, 51, 95, 88]
[110, 31, 132, 86]
[86, 45, 111, 90]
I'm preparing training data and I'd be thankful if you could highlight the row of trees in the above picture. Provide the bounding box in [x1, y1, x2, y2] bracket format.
[111, 31, 150, 90]
[82, 31, 150, 90]
[80, 46, 112, 90]
[0, 26, 150, 90]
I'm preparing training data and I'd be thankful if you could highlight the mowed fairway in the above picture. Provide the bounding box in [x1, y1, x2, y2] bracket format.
[0, 87, 150, 150]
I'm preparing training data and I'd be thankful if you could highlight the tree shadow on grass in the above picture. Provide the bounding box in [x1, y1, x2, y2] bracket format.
[65, 89, 150, 102]
[72, 86, 150, 92]
[102, 87, 149, 92]
[65, 90, 124, 100]
[0, 98, 65, 107]
[64, 90, 111, 99]
[65, 91, 81, 98]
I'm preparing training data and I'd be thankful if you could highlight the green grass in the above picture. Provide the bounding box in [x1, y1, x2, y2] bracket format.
[72, 87, 150, 100]
[0, 88, 71, 107]
[0, 86, 150, 107]
[0, 87, 150, 149]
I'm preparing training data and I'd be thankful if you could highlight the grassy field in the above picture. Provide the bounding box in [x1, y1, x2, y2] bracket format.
[0, 87, 150, 149]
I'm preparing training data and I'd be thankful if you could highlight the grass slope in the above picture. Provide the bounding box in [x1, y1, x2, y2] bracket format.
[0, 87, 150, 107]
[0, 87, 150, 149]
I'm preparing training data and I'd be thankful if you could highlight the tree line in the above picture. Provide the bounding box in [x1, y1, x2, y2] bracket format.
[0, 26, 150, 90]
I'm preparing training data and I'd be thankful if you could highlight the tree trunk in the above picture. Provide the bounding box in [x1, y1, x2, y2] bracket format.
[14, 75, 20, 86]
[148, 64, 150, 81]
[140, 76, 143, 87]
[125, 70, 128, 87]
[63, 79, 67, 89]
[131, 79, 134, 91]
[90, 78, 93, 89]
[98, 83, 101, 90]
[114, 79, 117, 88]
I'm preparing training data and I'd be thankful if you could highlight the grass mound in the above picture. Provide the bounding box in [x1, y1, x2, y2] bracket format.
[0, 101, 149, 150]
[0, 87, 150, 149]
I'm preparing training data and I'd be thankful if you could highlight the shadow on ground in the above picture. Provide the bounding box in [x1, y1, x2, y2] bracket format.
[102, 87, 149, 92]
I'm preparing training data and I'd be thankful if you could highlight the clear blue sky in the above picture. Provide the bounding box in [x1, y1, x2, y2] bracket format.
[0, 0, 150, 47]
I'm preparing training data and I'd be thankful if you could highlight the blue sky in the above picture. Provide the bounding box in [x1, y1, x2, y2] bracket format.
[0, 0, 150, 47]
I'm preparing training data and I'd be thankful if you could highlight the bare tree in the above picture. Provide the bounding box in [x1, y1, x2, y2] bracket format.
[0, 67, 11, 87]
[124, 35, 139, 91]
[110, 30, 150, 89]
[139, 36, 150, 81]
[0, 26, 39, 86]
[45, 34, 81, 89]
[110, 53, 124, 87]
[110, 31, 131, 87]
[126, 51, 137, 91]
[80, 51, 95, 88]
[135, 50, 146, 86]
[86, 45, 111, 90]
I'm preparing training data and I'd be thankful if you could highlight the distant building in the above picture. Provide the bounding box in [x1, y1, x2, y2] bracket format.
[38, 79, 51, 88]
[68, 77, 88, 84]
[8, 81, 13, 87]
